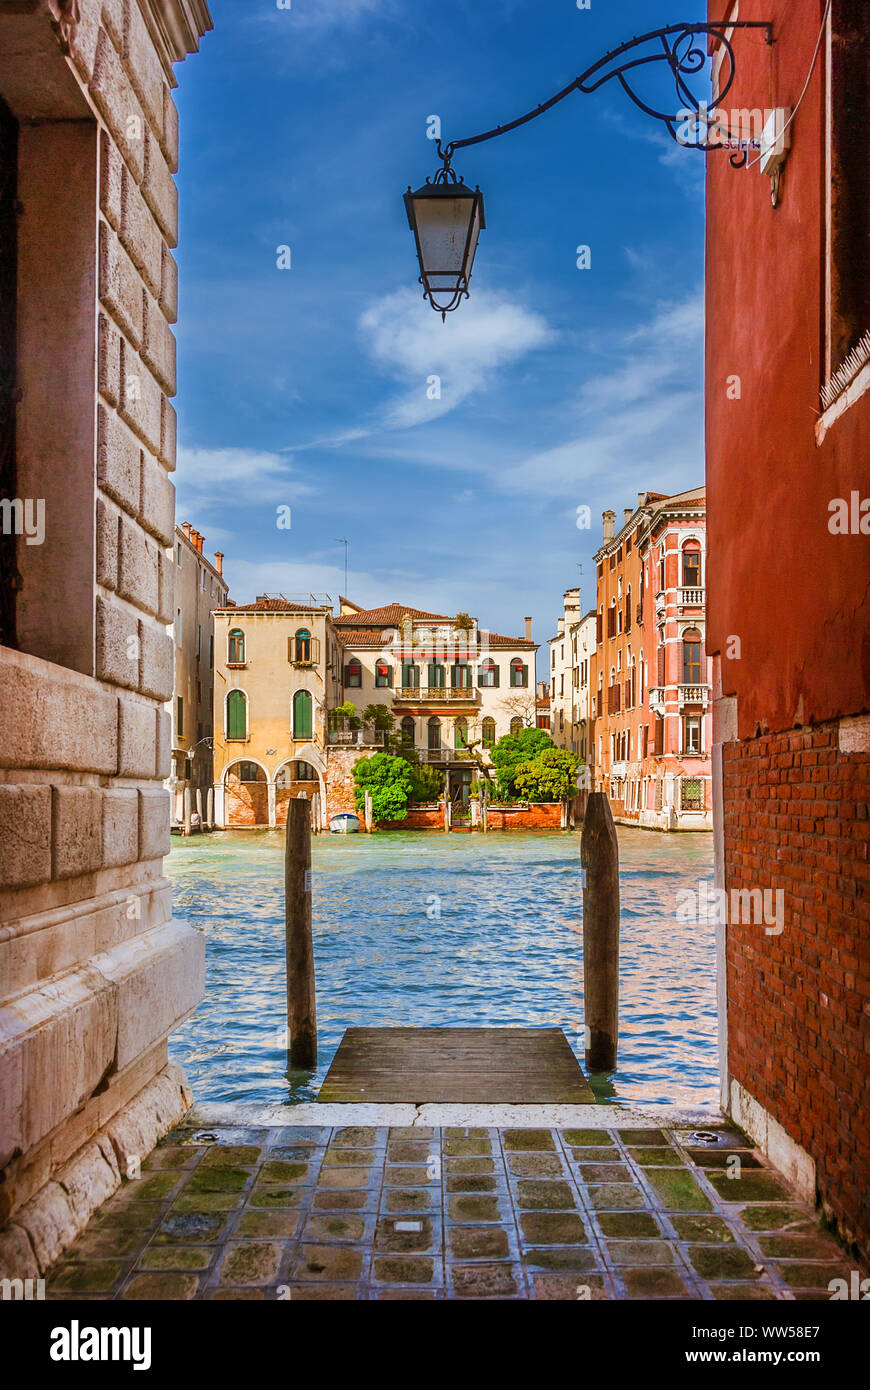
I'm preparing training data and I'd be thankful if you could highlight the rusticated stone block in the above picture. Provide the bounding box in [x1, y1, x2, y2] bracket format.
[140, 452, 175, 546]
[162, 85, 179, 173]
[99, 129, 122, 231]
[0, 784, 52, 888]
[118, 514, 159, 615]
[106, 1063, 193, 1180]
[156, 710, 172, 779]
[0, 1225, 40, 1282]
[156, 551, 174, 625]
[138, 788, 171, 859]
[96, 497, 119, 591]
[138, 621, 174, 702]
[99, 220, 143, 347]
[90, 29, 145, 182]
[142, 291, 176, 395]
[0, 651, 118, 774]
[102, 788, 139, 867]
[142, 129, 178, 245]
[160, 244, 178, 323]
[120, 340, 163, 459]
[121, 166, 163, 298]
[58, 1139, 121, 1227]
[10, 1182, 78, 1273]
[96, 595, 139, 690]
[98, 311, 122, 407]
[97, 404, 140, 517]
[124, 0, 166, 138]
[161, 396, 177, 471]
[118, 699, 158, 779]
[52, 786, 103, 880]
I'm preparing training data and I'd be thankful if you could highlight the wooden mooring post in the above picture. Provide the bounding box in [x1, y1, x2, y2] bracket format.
[580, 791, 619, 1072]
[364, 790, 373, 833]
[206, 787, 214, 830]
[285, 799, 317, 1070]
[183, 787, 192, 837]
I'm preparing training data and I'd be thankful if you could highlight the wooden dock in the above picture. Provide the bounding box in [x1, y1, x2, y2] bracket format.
[317, 1027, 594, 1103]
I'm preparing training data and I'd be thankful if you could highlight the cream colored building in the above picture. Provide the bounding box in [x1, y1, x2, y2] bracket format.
[167, 522, 228, 823]
[547, 590, 596, 763]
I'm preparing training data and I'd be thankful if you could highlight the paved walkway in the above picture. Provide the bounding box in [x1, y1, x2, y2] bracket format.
[45, 1116, 862, 1301]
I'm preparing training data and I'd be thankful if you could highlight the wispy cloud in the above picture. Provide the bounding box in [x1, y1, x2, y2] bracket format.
[358, 286, 554, 428]
[175, 447, 316, 514]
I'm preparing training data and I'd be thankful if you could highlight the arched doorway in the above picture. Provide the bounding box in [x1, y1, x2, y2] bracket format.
[224, 759, 268, 827]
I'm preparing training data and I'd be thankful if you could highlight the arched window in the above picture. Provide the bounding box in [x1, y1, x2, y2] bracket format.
[295, 628, 311, 663]
[682, 628, 703, 685]
[227, 689, 247, 740]
[479, 658, 499, 688]
[400, 715, 416, 744]
[482, 716, 496, 748]
[682, 541, 702, 589]
[228, 629, 245, 664]
[427, 716, 441, 751]
[227, 760, 264, 783]
[293, 689, 313, 739]
[510, 658, 528, 688]
[375, 658, 393, 689]
[454, 717, 468, 750]
[510, 716, 523, 737]
[345, 658, 362, 688]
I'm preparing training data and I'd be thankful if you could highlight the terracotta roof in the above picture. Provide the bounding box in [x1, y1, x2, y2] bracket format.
[216, 599, 327, 613]
[333, 602, 451, 627]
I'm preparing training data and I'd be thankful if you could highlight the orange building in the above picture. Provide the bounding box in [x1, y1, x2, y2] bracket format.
[590, 487, 711, 829]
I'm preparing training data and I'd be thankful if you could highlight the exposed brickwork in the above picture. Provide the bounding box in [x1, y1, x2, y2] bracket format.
[225, 781, 269, 827]
[723, 721, 870, 1258]
[488, 803, 564, 831]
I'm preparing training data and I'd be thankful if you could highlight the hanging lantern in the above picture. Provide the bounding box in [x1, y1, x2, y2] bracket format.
[404, 168, 486, 319]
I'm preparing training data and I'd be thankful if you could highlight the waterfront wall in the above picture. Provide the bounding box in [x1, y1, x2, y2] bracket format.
[0, 0, 211, 1276]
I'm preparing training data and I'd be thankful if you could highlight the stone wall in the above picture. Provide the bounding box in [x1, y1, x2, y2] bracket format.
[487, 803, 565, 831]
[0, 0, 211, 1278]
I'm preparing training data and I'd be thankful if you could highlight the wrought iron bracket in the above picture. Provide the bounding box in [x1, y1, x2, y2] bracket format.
[435, 20, 773, 171]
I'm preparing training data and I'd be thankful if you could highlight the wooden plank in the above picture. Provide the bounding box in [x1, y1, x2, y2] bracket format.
[317, 1027, 594, 1104]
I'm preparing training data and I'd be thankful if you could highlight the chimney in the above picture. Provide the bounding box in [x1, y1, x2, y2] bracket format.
[557, 618, 564, 637]
[181, 522, 191, 541]
[525, 616, 533, 642]
[624, 508, 632, 526]
[215, 552, 224, 576]
[637, 491, 645, 510]
[602, 510, 615, 541]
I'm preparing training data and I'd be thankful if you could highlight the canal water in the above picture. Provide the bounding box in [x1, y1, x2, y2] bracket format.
[167, 829, 717, 1109]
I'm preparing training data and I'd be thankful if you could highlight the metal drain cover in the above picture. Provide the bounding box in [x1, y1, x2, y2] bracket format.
[687, 1130, 724, 1146]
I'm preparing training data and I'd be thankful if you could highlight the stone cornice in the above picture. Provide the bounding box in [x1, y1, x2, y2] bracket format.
[136, 0, 212, 78]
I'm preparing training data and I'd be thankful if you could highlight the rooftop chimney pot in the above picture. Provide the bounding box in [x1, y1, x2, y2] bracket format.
[215, 551, 224, 576]
[602, 510, 615, 542]
[525, 616, 533, 642]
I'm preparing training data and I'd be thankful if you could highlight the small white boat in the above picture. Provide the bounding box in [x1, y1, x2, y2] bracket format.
[330, 813, 361, 834]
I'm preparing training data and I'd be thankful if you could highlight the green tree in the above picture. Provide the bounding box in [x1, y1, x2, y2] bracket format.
[353, 753, 414, 822]
[490, 727, 556, 798]
[362, 703, 395, 732]
[408, 762, 445, 803]
[514, 747, 581, 803]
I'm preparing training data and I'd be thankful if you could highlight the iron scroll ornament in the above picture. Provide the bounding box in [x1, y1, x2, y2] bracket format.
[434, 21, 773, 174]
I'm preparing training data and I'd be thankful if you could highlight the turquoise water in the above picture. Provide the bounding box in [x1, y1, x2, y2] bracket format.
[167, 828, 718, 1108]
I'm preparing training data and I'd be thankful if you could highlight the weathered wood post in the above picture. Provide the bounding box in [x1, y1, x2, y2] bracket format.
[311, 792, 321, 834]
[580, 792, 619, 1072]
[481, 782, 489, 834]
[364, 790, 373, 833]
[183, 787, 192, 837]
[195, 788, 203, 829]
[285, 799, 317, 1070]
[443, 796, 450, 833]
[206, 787, 214, 830]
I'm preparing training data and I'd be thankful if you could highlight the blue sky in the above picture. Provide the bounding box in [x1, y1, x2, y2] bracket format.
[173, 0, 707, 669]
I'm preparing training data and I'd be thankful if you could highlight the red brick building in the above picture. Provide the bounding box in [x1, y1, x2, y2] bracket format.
[706, 0, 869, 1257]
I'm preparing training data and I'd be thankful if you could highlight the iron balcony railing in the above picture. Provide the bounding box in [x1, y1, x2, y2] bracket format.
[326, 727, 385, 746]
[394, 685, 480, 702]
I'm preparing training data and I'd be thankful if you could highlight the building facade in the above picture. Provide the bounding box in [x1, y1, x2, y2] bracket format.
[210, 598, 539, 825]
[167, 521, 228, 823]
[706, 0, 869, 1257]
[590, 488, 712, 829]
[0, 0, 211, 1276]
[547, 588, 596, 764]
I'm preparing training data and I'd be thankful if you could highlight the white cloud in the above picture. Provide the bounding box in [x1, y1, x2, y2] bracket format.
[358, 286, 553, 428]
[175, 447, 315, 513]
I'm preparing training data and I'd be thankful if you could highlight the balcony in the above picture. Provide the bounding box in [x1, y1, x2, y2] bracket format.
[327, 726, 385, 747]
[678, 588, 705, 610]
[648, 686, 667, 713]
[393, 686, 480, 704]
[679, 684, 710, 707]
[419, 745, 475, 764]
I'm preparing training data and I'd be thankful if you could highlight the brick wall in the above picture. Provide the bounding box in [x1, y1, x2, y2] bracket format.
[487, 803, 564, 831]
[225, 780, 268, 827]
[723, 722, 870, 1256]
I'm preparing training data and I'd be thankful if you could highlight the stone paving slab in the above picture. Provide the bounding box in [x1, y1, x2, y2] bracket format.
[45, 1121, 865, 1301]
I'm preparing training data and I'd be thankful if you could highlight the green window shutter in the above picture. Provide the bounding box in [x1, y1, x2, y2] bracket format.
[493, 665, 500, 688]
[522, 664, 528, 688]
[227, 691, 246, 739]
[294, 691, 312, 739]
[387, 666, 394, 687]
